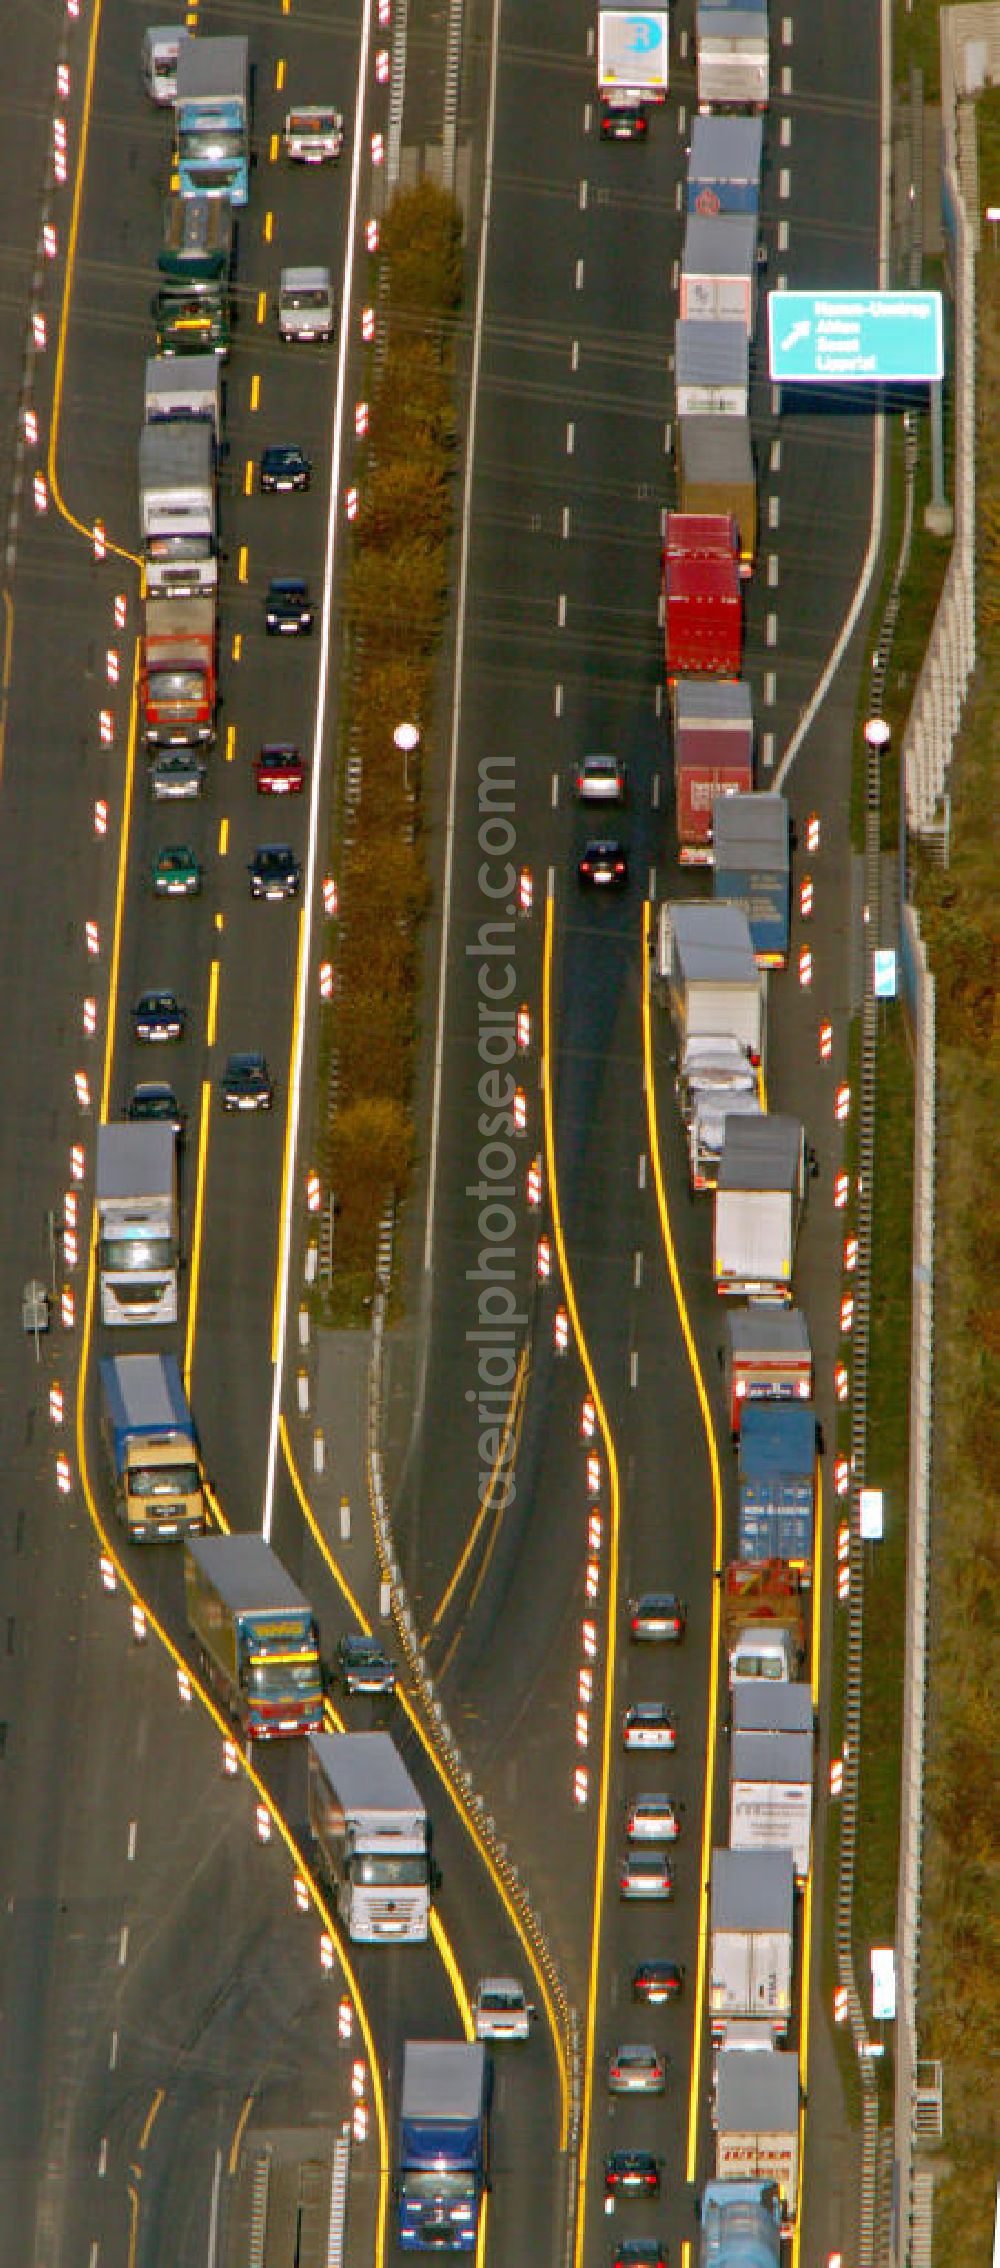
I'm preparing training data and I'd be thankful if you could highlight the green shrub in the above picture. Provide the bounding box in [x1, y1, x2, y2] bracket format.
[355, 456, 450, 554]
[379, 180, 463, 314]
[347, 539, 447, 656]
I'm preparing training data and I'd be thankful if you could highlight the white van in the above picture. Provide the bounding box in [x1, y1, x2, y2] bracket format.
[142, 25, 191, 106]
[278, 267, 335, 343]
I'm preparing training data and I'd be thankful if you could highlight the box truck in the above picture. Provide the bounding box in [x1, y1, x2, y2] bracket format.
[308, 1732, 432, 1942]
[677, 414, 757, 573]
[397, 2043, 491, 2251]
[709, 1849, 794, 2041]
[725, 1306, 813, 1439]
[730, 1729, 813, 1884]
[672, 676, 754, 863]
[184, 1535, 324, 1738]
[100, 1354, 204, 1541]
[96, 1122, 178, 1326]
[713, 792, 791, 965]
[713, 1115, 807, 1301]
[686, 115, 763, 212]
[715, 2051, 800, 2223]
[675, 318, 750, 417]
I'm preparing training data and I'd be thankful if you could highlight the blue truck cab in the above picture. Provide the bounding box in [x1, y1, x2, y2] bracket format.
[397, 2041, 490, 2251]
[699, 2177, 782, 2267]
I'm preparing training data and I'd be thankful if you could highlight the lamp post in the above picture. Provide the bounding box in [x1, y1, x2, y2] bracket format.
[393, 720, 420, 800]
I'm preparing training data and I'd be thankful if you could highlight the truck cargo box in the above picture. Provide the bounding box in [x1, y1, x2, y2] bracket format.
[715, 2050, 800, 2220]
[663, 551, 742, 679]
[737, 1402, 816, 1575]
[687, 114, 763, 212]
[675, 318, 749, 416]
[680, 213, 758, 333]
[695, 0, 770, 114]
[658, 900, 764, 1063]
[713, 791, 790, 964]
[677, 413, 757, 573]
[714, 1114, 806, 1302]
[732, 1682, 814, 1736]
[730, 1729, 813, 1882]
[597, 5, 671, 97]
[709, 1847, 794, 2040]
[673, 675, 753, 860]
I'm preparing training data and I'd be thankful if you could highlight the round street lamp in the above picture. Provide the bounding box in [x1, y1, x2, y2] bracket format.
[393, 721, 420, 798]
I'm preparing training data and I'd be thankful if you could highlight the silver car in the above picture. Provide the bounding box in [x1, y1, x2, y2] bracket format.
[608, 2043, 667, 2095]
[627, 1795, 681, 1844]
[619, 1849, 674, 1900]
[575, 752, 627, 804]
[623, 1702, 677, 1752]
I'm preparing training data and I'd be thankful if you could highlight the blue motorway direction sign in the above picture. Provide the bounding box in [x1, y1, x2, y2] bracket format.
[767, 291, 944, 384]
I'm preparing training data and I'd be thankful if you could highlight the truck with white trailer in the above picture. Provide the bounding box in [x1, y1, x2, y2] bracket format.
[139, 420, 216, 599]
[657, 901, 765, 1068]
[99, 1353, 204, 1541]
[675, 319, 750, 418]
[680, 213, 758, 334]
[709, 1848, 794, 2041]
[596, 5, 670, 138]
[96, 1121, 178, 1326]
[695, 0, 770, 114]
[713, 1116, 807, 1301]
[730, 1727, 813, 1885]
[715, 2051, 800, 2224]
[145, 354, 223, 443]
[308, 1731, 432, 1942]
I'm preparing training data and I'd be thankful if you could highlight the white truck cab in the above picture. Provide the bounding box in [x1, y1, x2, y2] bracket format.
[283, 106, 345, 163]
[278, 266, 335, 342]
[142, 25, 191, 105]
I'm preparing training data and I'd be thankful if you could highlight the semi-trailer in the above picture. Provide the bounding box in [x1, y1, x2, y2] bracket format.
[714, 2053, 800, 2223]
[663, 549, 742, 679]
[657, 901, 765, 1066]
[695, 0, 770, 114]
[679, 213, 758, 333]
[184, 1534, 324, 1738]
[713, 1115, 807, 1301]
[713, 792, 791, 965]
[709, 1848, 794, 2041]
[100, 1353, 204, 1541]
[737, 1403, 817, 1579]
[677, 413, 757, 574]
[686, 114, 763, 212]
[675, 318, 750, 417]
[396, 2042, 491, 2251]
[96, 1122, 178, 1327]
[729, 1728, 813, 1884]
[672, 676, 754, 863]
[308, 1731, 433, 1942]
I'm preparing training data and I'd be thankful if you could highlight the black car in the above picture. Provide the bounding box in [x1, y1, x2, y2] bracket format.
[220, 1053, 274, 1112]
[259, 444, 311, 493]
[249, 844, 301, 900]
[610, 2241, 668, 2268]
[265, 576, 313, 634]
[631, 1960, 684, 2007]
[578, 838, 628, 890]
[133, 989, 185, 1042]
[126, 1081, 186, 1137]
[335, 1634, 396, 1697]
[603, 2150, 662, 2198]
[600, 96, 649, 141]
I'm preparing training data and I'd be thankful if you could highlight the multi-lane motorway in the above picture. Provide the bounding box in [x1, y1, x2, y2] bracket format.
[0, 0, 878, 2261]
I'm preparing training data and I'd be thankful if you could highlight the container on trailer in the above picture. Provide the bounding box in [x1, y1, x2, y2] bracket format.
[677, 414, 757, 573]
[686, 114, 763, 212]
[663, 551, 742, 678]
[715, 2051, 800, 2222]
[672, 676, 753, 861]
[675, 318, 749, 416]
[680, 213, 758, 334]
[713, 792, 791, 965]
[737, 1402, 817, 1576]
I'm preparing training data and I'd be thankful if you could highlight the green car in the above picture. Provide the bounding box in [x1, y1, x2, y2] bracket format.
[153, 844, 202, 898]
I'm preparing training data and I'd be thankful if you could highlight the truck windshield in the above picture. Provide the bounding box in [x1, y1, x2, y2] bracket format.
[402, 2174, 476, 2206]
[733, 1652, 784, 1679]
[148, 535, 212, 562]
[128, 1463, 200, 1499]
[247, 1659, 319, 1700]
[353, 1855, 428, 1888]
[282, 289, 328, 312]
[178, 129, 243, 162]
[147, 668, 206, 704]
[101, 1237, 174, 1272]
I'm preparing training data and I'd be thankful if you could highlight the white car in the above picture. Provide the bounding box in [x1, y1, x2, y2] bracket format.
[278, 266, 335, 343]
[627, 1795, 681, 1843]
[473, 1978, 535, 2042]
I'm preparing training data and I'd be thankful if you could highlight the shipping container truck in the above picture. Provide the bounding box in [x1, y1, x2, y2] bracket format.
[397, 2041, 491, 2251]
[698, 2177, 783, 2268]
[730, 1729, 813, 1884]
[725, 1306, 812, 1438]
[184, 1534, 324, 1738]
[144, 354, 223, 441]
[100, 1353, 204, 1541]
[713, 1114, 807, 1301]
[686, 114, 763, 212]
[596, 5, 670, 138]
[672, 676, 754, 862]
[663, 549, 742, 679]
[715, 2052, 800, 2222]
[677, 414, 757, 573]
[695, 0, 770, 114]
[139, 420, 216, 600]
[141, 595, 216, 744]
[713, 792, 790, 965]
[96, 1122, 178, 1327]
[175, 36, 250, 205]
[680, 213, 758, 334]
[709, 1848, 794, 2041]
[722, 1561, 807, 1687]
[308, 1731, 432, 1942]
[675, 318, 750, 417]
[737, 1403, 817, 1578]
[657, 901, 765, 1065]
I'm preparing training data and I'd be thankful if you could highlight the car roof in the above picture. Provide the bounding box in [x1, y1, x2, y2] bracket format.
[629, 1700, 669, 1715]
[226, 1051, 266, 1072]
[263, 443, 306, 461]
[268, 575, 308, 590]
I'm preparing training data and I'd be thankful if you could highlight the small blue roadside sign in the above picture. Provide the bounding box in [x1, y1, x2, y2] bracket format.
[873, 950, 898, 999]
[767, 291, 944, 384]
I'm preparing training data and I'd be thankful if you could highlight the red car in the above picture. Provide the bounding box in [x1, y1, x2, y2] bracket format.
[255, 742, 306, 795]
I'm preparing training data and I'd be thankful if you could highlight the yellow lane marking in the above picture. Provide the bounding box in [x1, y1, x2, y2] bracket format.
[238, 544, 248, 584]
[639, 899, 724, 2183]
[269, 131, 280, 163]
[0, 586, 14, 785]
[126, 2179, 141, 2268]
[538, 890, 621, 2266]
[183, 1080, 211, 1396]
[280, 1415, 571, 2144]
[264, 211, 274, 244]
[218, 818, 228, 856]
[226, 722, 236, 763]
[275, 58, 286, 91]
[256, 289, 267, 325]
[100, 645, 140, 1118]
[206, 959, 220, 1047]
[138, 2087, 164, 2153]
[424, 1342, 529, 1638]
[244, 458, 254, 497]
[228, 2093, 255, 2176]
[430, 1912, 473, 2036]
[272, 909, 307, 1361]
[250, 374, 261, 412]
[232, 632, 242, 662]
[48, 0, 140, 564]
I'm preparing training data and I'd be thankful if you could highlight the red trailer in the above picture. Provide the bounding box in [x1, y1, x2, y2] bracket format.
[673, 676, 753, 862]
[663, 509, 739, 563]
[663, 550, 741, 680]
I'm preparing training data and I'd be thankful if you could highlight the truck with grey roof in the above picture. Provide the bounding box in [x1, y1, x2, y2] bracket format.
[308, 1731, 432, 1942]
[709, 1848, 794, 2041]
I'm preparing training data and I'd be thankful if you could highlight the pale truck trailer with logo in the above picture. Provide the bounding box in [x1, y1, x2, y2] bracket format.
[714, 2051, 800, 2225]
[96, 1122, 178, 1326]
[709, 1848, 794, 2042]
[308, 1731, 433, 1943]
[139, 418, 217, 600]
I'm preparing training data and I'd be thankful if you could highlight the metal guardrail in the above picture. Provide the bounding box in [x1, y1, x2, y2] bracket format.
[366, 1204, 583, 2264]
